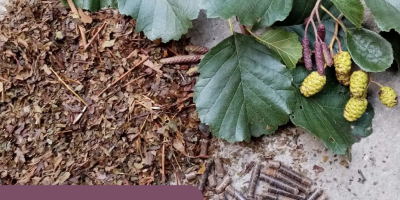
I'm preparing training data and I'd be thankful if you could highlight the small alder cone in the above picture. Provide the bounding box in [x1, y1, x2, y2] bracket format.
[185, 45, 209, 54]
[160, 55, 203, 65]
[334, 51, 352, 86]
[379, 86, 398, 108]
[344, 98, 368, 122]
[302, 37, 313, 71]
[300, 72, 326, 97]
[350, 71, 369, 98]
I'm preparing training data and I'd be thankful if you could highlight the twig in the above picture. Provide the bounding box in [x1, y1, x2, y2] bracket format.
[0, 77, 7, 82]
[0, 82, 4, 103]
[225, 185, 247, 200]
[49, 68, 88, 106]
[370, 80, 384, 88]
[248, 162, 261, 198]
[198, 160, 213, 192]
[73, 106, 87, 124]
[208, 173, 217, 188]
[66, 0, 79, 16]
[199, 139, 209, 156]
[216, 175, 231, 193]
[162, 144, 165, 183]
[214, 157, 225, 178]
[84, 22, 107, 50]
[320, 5, 347, 31]
[78, 26, 87, 47]
[123, 75, 145, 87]
[97, 56, 148, 97]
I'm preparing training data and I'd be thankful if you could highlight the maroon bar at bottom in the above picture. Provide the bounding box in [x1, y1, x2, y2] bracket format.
[0, 185, 203, 200]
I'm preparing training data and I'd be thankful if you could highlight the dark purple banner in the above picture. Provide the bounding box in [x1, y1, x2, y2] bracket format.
[0, 185, 203, 200]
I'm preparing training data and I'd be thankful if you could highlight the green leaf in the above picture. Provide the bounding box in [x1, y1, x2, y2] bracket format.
[291, 67, 374, 155]
[330, 0, 364, 28]
[252, 28, 302, 69]
[194, 33, 295, 142]
[380, 30, 400, 71]
[201, 0, 293, 29]
[276, 0, 335, 26]
[364, 0, 400, 33]
[346, 28, 394, 72]
[285, 19, 346, 52]
[118, 0, 200, 42]
[62, 0, 118, 12]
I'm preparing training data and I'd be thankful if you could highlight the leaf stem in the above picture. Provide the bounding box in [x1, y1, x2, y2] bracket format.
[310, 20, 321, 42]
[370, 80, 384, 88]
[320, 5, 347, 32]
[329, 20, 339, 56]
[228, 19, 234, 35]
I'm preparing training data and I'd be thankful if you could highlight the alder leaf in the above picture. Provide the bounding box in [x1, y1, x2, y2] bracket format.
[346, 28, 394, 72]
[194, 33, 295, 142]
[201, 0, 293, 29]
[253, 28, 302, 69]
[118, 0, 200, 42]
[291, 67, 374, 155]
[364, 0, 400, 33]
[62, 0, 118, 12]
[330, 0, 364, 28]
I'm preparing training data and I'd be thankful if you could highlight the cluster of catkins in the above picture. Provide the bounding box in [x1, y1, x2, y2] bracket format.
[299, 18, 397, 122]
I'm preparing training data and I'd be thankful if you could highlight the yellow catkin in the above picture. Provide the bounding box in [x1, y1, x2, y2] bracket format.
[344, 98, 368, 122]
[334, 51, 352, 86]
[300, 72, 326, 97]
[350, 71, 368, 98]
[379, 86, 398, 108]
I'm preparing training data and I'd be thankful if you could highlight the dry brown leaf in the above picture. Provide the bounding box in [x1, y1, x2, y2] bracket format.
[78, 7, 92, 24]
[53, 172, 70, 185]
[173, 138, 186, 155]
[197, 163, 206, 175]
[14, 148, 25, 163]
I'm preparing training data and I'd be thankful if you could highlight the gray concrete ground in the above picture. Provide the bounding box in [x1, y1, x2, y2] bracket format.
[188, 11, 400, 200]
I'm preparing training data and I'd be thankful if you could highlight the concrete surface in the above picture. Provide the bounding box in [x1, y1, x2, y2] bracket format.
[188, 11, 400, 200]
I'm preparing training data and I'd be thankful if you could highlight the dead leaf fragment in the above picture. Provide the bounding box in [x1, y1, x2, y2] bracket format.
[78, 7, 92, 24]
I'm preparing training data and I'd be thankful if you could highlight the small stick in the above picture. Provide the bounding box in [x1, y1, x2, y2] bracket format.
[264, 185, 306, 200]
[79, 25, 88, 47]
[198, 160, 213, 192]
[0, 82, 4, 103]
[84, 22, 107, 50]
[216, 175, 231, 194]
[306, 189, 323, 200]
[199, 139, 209, 156]
[265, 168, 310, 194]
[49, 68, 87, 106]
[315, 192, 327, 200]
[97, 56, 148, 97]
[248, 162, 262, 198]
[278, 165, 313, 187]
[123, 75, 145, 87]
[225, 185, 247, 200]
[257, 192, 278, 200]
[259, 173, 299, 195]
[218, 192, 227, 200]
[66, 0, 79, 15]
[208, 173, 217, 188]
[214, 157, 225, 178]
[73, 106, 87, 124]
[0, 77, 7, 82]
[161, 144, 165, 183]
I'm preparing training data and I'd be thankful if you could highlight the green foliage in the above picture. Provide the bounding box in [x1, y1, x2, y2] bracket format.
[254, 28, 302, 69]
[62, 0, 117, 12]
[364, 0, 400, 33]
[291, 67, 374, 154]
[276, 0, 334, 26]
[194, 33, 295, 142]
[381, 30, 400, 71]
[330, 0, 364, 28]
[346, 28, 394, 72]
[118, 0, 200, 42]
[201, 0, 293, 29]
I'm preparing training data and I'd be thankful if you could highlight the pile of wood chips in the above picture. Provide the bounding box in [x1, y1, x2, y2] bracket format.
[199, 159, 328, 200]
[0, 0, 211, 185]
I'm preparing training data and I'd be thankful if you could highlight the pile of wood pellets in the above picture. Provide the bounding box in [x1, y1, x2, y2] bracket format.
[197, 159, 327, 200]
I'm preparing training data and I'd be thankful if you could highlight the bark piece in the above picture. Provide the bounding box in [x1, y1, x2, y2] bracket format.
[197, 160, 213, 192]
[225, 185, 247, 200]
[199, 139, 209, 156]
[259, 173, 299, 194]
[218, 192, 227, 200]
[265, 185, 306, 200]
[208, 173, 217, 188]
[216, 175, 231, 194]
[248, 162, 262, 198]
[214, 157, 225, 178]
[265, 168, 310, 194]
[278, 165, 313, 187]
[306, 189, 323, 200]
